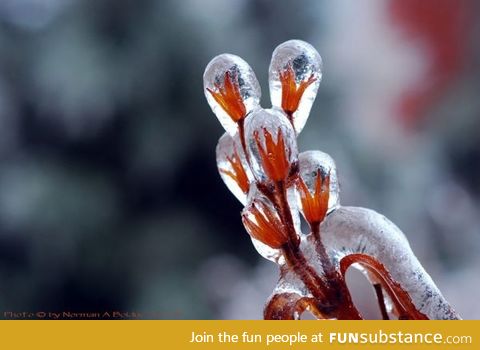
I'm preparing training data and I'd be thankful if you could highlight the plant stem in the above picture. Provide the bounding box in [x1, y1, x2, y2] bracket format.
[281, 242, 328, 303]
[274, 181, 300, 247]
[374, 283, 390, 320]
[340, 253, 428, 320]
[271, 181, 362, 319]
[311, 223, 336, 281]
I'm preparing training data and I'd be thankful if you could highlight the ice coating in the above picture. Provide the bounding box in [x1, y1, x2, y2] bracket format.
[298, 150, 340, 214]
[320, 206, 460, 320]
[250, 238, 283, 264]
[216, 132, 251, 204]
[269, 40, 322, 133]
[244, 108, 298, 184]
[286, 185, 302, 235]
[242, 187, 285, 263]
[274, 272, 307, 297]
[204, 54, 261, 135]
[204, 40, 460, 320]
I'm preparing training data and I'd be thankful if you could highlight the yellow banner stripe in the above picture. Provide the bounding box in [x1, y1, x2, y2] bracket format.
[1, 320, 478, 349]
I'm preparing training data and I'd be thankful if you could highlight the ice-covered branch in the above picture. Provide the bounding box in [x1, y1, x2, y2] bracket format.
[204, 39, 459, 320]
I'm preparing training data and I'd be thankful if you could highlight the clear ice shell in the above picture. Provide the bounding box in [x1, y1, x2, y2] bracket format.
[204, 54, 261, 135]
[216, 132, 252, 205]
[286, 185, 302, 235]
[244, 108, 298, 184]
[242, 185, 284, 263]
[269, 40, 322, 133]
[320, 206, 460, 320]
[250, 238, 283, 264]
[273, 273, 307, 297]
[298, 150, 340, 214]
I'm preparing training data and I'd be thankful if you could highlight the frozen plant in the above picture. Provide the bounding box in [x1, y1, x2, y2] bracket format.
[203, 40, 460, 320]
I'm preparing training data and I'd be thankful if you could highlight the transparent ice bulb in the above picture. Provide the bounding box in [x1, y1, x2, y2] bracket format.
[216, 132, 251, 205]
[298, 150, 339, 213]
[244, 108, 298, 184]
[204, 54, 261, 135]
[269, 40, 322, 133]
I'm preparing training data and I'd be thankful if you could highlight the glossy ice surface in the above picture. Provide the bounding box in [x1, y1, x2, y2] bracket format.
[269, 40, 322, 133]
[204, 54, 261, 135]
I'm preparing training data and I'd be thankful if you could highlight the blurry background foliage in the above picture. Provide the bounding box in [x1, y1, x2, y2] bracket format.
[0, 0, 479, 319]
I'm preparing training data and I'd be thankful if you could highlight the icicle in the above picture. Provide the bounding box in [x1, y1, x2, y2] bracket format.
[204, 54, 261, 135]
[269, 40, 322, 133]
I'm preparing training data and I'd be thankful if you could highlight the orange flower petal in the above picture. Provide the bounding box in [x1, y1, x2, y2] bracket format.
[242, 201, 288, 249]
[279, 65, 316, 118]
[207, 71, 247, 123]
[297, 172, 330, 225]
[219, 149, 249, 194]
[254, 127, 291, 182]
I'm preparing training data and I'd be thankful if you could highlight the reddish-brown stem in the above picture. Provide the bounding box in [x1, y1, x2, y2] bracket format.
[281, 242, 329, 304]
[265, 180, 331, 310]
[264, 293, 309, 320]
[264, 293, 337, 320]
[310, 223, 336, 281]
[281, 245, 363, 319]
[274, 181, 300, 247]
[333, 297, 363, 320]
[340, 253, 428, 320]
[251, 146, 360, 320]
[374, 283, 390, 320]
[310, 224, 362, 319]
[286, 111, 295, 133]
[237, 119, 248, 163]
[258, 180, 362, 319]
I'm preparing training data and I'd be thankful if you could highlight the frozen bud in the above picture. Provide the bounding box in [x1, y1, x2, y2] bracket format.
[216, 132, 251, 204]
[242, 191, 288, 262]
[269, 40, 322, 133]
[204, 54, 261, 135]
[297, 151, 339, 221]
[245, 108, 298, 184]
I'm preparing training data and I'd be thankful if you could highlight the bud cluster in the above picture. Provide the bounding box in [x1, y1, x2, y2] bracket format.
[203, 40, 458, 320]
[205, 40, 334, 260]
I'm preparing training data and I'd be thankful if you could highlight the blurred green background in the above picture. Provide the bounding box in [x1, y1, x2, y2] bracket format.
[0, 0, 478, 319]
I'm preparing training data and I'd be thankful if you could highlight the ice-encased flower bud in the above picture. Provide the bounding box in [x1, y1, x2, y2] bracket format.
[242, 187, 287, 263]
[204, 54, 261, 135]
[216, 132, 251, 205]
[269, 40, 322, 133]
[245, 108, 298, 184]
[298, 151, 339, 215]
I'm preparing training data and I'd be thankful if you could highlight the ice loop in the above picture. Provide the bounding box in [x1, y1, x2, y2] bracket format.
[204, 40, 460, 320]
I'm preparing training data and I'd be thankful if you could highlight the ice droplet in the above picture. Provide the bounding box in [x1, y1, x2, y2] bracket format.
[216, 132, 251, 204]
[242, 186, 285, 263]
[320, 206, 460, 320]
[204, 54, 261, 135]
[298, 150, 340, 213]
[269, 40, 322, 133]
[244, 108, 298, 184]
